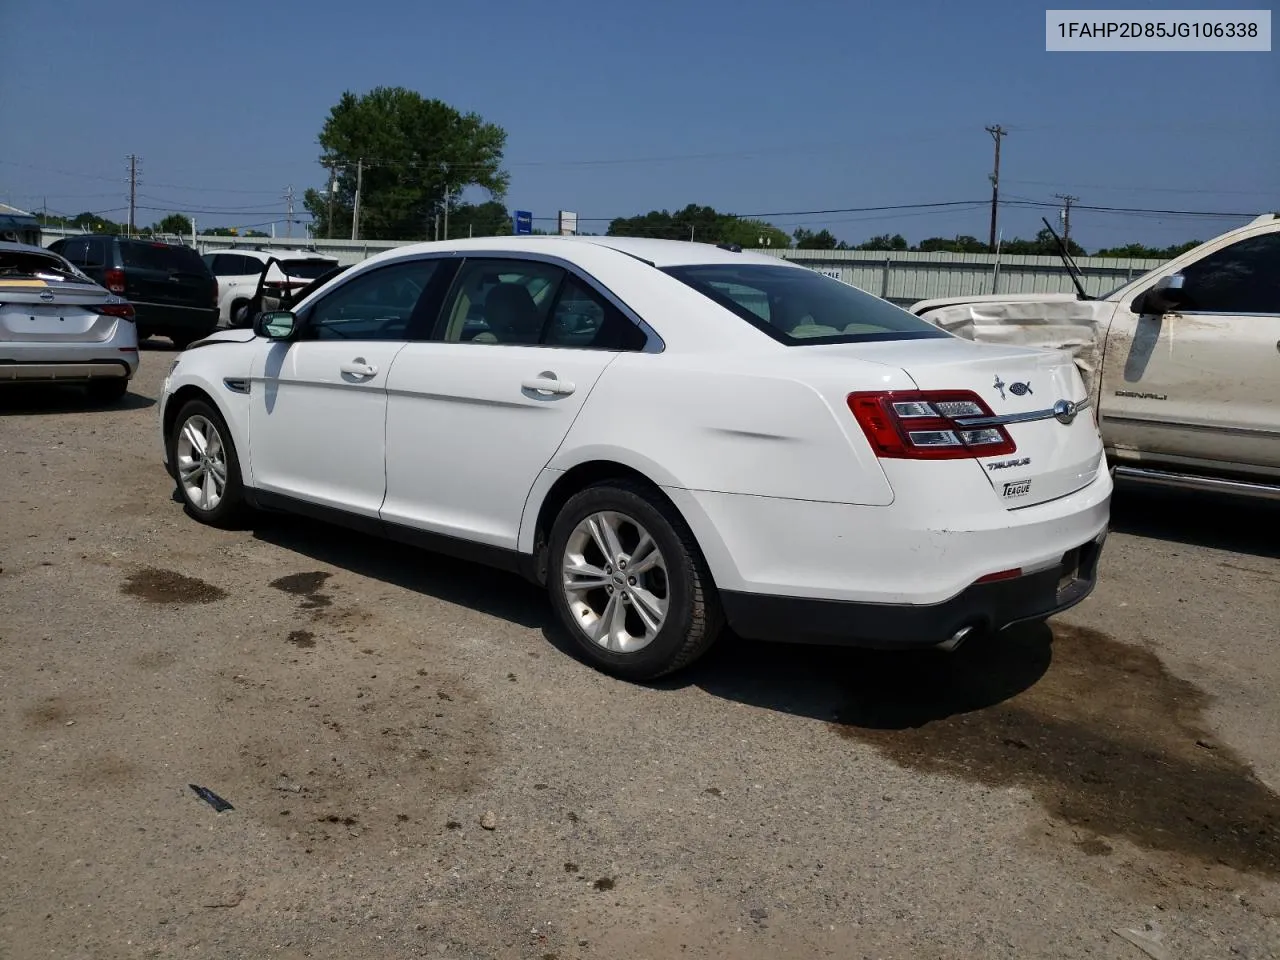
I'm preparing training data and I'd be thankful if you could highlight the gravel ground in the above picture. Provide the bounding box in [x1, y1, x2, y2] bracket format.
[2, 347, 1278, 960]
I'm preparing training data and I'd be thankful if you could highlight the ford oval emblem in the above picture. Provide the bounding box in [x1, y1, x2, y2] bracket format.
[1009, 381, 1032, 396]
[39, 289, 55, 302]
[1053, 399, 1078, 425]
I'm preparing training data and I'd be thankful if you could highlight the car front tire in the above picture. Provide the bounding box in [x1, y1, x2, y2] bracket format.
[547, 480, 724, 681]
[169, 399, 246, 528]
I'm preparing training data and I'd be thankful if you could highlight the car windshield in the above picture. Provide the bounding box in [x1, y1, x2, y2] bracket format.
[120, 240, 208, 273]
[662, 263, 950, 345]
[0, 249, 93, 284]
[281, 258, 340, 280]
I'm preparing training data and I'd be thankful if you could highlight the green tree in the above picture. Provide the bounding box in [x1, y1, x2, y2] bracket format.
[856, 233, 908, 251]
[445, 200, 513, 239]
[999, 227, 1086, 257]
[793, 227, 846, 250]
[608, 204, 789, 247]
[915, 235, 987, 253]
[153, 213, 192, 235]
[303, 86, 509, 241]
[1092, 240, 1200, 259]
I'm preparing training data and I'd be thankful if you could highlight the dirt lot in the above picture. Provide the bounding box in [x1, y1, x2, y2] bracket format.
[2, 348, 1279, 960]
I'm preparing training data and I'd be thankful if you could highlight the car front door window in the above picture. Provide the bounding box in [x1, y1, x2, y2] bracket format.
[306, 260, 441, 341]
[1176, 234, 1280, 315]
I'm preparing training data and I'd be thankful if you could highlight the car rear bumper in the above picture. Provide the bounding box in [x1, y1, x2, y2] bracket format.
[134, 301, 219, 332]
[0, 359, 134, 381]
[720, 532, 1104, 648]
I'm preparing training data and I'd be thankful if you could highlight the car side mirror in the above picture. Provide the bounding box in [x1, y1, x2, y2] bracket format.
[1137, 273, 1188, 315]
[255, 310, 298, 340]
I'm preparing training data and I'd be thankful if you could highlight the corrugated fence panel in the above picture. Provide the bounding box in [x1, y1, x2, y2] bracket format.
[38, 228, 1169, 305]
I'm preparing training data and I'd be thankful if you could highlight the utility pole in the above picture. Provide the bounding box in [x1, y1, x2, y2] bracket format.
[283, 184, 295, 239]
[325, 164, 336, 239]
[351, 159, 364, 241]
[126, 154, 140, 237]
[985, 125, 1006, 253]
[1054, 193, 1078, 247]
[442, 187, 449, 241]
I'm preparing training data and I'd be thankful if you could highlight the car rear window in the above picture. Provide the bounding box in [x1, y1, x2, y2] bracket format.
[120, 240, 209, 274]
[281, 259, 341, 280]
[0, 249, 94, 284]
[663, 263, 949, 345]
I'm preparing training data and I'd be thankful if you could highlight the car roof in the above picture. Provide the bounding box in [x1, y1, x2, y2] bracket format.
[378, 235, 801, 269]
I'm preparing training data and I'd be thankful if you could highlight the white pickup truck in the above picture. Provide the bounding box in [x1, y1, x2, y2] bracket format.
[911, 213, 1280, 501]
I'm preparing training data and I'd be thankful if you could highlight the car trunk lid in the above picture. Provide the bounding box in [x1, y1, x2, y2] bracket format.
[818, 338, 1103, 508]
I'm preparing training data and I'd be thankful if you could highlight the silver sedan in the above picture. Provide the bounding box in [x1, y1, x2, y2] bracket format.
[0, 241, 139, 403]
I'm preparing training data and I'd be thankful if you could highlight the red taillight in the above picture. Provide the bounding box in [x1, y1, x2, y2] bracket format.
[104, 268, 126, 294]
[847, 390, 1016, 460]
[94, 302, 135, 320]
[976, 567, 1023, 584]
[212, 279, 219, 307]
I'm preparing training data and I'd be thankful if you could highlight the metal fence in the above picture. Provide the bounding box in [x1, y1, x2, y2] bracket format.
[37, 227, 1168, 306]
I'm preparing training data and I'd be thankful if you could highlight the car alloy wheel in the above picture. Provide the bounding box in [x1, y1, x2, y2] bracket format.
[175, 413, 229, 512]
[561, 510, 670, 653]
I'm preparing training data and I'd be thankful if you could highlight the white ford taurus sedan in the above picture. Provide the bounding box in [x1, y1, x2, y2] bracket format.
[159, 236, 1110, 679]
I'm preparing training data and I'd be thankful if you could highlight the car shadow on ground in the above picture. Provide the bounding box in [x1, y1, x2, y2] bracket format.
[0, 384, 155, 416]
[248, 509, 1050, 725]
[1110, 484, 1279, 559]
[249, 513, 549, 630]
[659, 623, 1053, 730]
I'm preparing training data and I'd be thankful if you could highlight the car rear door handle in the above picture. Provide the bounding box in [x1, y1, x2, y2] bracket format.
[340, 359, 377, 378]
[522, 375, 575, 396]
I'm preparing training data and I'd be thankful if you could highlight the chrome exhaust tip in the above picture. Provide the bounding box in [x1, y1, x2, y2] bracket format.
[935, 625, 974, 653]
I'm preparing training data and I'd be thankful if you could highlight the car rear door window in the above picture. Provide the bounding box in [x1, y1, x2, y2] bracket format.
[83, 238, 108, 268]
[1177, 234, 1280, 314]
[59, 238, 89, 264]
[439, 258, 565, 344]
[305, 258, 442, 341]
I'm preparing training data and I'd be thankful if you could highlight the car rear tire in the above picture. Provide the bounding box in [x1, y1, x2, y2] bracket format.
[547, 480, 724, 681]
[169, 399, 246, 528]
[170, 333, 195, 350]
[86, 378, 129, 405]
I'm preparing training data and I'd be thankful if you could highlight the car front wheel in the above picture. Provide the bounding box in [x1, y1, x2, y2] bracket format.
[547, 480, 723, 681]
[170, 399, 246, 528]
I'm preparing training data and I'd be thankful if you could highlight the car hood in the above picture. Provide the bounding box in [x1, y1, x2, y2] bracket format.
[186, 328, 258, 350]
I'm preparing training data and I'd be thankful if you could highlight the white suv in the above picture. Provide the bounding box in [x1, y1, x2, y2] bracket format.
[203, 249, 339, 327]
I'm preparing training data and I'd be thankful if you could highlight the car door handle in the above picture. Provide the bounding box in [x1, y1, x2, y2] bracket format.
[521, 375, 576, 396]
[340, 359, 378, 378]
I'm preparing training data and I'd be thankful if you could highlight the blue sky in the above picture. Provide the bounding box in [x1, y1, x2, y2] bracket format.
[1, 0, 1275, 251]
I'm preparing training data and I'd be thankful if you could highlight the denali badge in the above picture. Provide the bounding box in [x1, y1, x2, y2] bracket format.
[986, 457, 1031, 471]
[1009, 381, 1033, 396]
[992, 375, 1007, 400]
[1003, 480, 1032, 498]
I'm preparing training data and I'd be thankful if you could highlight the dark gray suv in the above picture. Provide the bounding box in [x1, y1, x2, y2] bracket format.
[48, 236, 219, 348]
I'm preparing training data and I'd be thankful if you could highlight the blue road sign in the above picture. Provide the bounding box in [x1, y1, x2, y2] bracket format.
[514, 210, 533, 235]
